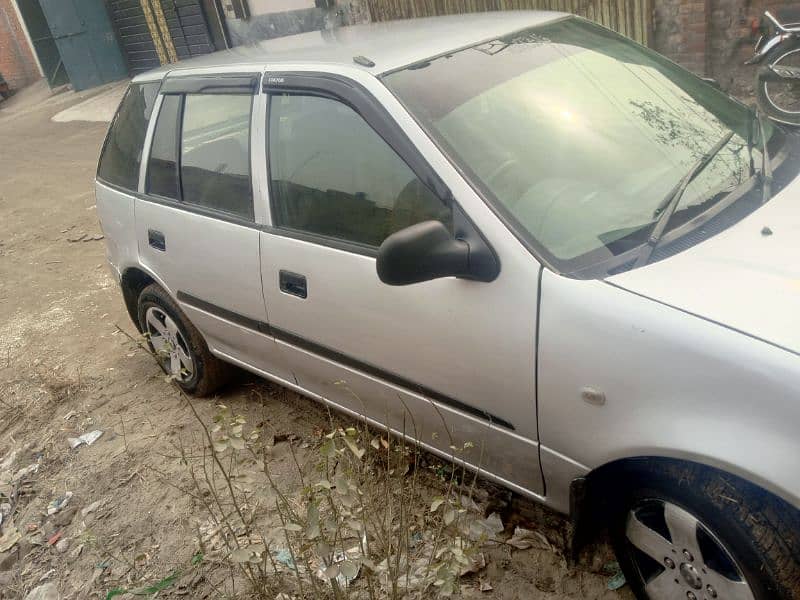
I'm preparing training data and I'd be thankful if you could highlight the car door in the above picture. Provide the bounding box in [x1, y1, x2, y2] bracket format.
[135, 73, 290, 382]
[259, 72, 545, 497]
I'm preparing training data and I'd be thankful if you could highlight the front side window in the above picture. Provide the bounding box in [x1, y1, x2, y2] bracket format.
[98, 82, 159, 191]
[383, 17, 786, 275]
[268, 94, 450, 248]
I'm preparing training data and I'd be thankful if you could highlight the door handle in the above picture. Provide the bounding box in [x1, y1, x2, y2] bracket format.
[279, 270, 307, 299]
[148, 229, 166, 251]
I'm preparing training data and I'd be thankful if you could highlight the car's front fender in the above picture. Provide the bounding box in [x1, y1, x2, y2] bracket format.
[538, 270, 800, 513]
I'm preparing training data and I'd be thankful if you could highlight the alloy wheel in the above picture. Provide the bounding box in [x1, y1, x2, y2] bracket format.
[625, 499, 755, 600]
[144, 306, 194, 382]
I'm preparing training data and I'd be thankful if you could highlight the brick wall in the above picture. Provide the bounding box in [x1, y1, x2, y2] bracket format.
[654, 0, 798, 96]
[708, 0, 796, 95]
[654, 0, 709, 76]
[680, 0, 710, 76]
[0, 0, 40, 91]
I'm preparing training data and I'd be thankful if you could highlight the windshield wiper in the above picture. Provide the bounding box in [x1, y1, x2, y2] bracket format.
[755, 108, 773, 203]
[634, 130, 735, 268]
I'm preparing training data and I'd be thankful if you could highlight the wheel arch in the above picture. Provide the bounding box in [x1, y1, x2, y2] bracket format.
[119, 265, 171, 332]
[568, 455, 795, 560]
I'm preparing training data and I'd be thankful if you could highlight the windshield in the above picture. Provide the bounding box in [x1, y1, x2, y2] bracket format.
[383, 17, 780, 275]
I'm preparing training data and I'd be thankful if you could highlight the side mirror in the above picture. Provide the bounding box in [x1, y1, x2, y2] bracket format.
[377, 221, 471, 286]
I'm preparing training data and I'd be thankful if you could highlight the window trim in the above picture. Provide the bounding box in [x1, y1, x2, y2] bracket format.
[136, 190, 260, 230]
[174, 94, 185, 202]
[161, 73, 260, 95]
[145, 92, 183, 201]
[264, 72, 453, 203]
[142, 76, 259, 222]
[262, 72, 499, 272]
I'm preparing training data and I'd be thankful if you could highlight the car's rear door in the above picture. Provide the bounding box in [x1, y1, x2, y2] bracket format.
[258, 71, 545, 497]
[135, 73, 289, 381]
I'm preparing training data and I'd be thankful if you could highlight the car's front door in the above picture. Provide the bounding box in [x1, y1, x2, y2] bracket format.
[136, 74, 289, 381]
[258, 73, 544, 496]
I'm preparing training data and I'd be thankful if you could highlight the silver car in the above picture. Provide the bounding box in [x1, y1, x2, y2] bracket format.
[95, 11, 800, 599]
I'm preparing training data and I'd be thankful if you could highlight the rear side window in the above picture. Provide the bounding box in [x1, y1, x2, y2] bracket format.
[98, 83, 159, 191]
[144, 92, 254, 220]
[181, 94, 253, 219]
[147, 94, 180, 199]
[268, 94, 450, 247]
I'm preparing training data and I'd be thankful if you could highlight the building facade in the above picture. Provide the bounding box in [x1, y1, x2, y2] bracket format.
[0, 0, 791, 95]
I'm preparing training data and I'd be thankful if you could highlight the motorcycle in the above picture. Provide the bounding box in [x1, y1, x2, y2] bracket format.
[748, 9, 800, 126]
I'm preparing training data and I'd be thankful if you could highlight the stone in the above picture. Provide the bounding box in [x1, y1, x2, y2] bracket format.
[0, 570, 13, 587]
[0, 549, 18, 571]
[23, 582, 59, 600]
[52, 506, 78, 528]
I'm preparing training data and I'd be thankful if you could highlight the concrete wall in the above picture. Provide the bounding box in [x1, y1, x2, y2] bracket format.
[225, 6, 326, 46]
[224, 0, 368, 46]
[0, 0, 40, 91]
[248, 0, 316, 14]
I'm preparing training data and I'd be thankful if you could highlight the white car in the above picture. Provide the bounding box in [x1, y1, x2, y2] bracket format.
[95, 11, 800, 599]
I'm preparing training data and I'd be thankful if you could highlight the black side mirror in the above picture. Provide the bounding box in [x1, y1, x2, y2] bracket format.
[377, 221, 470, 285]
[377, 220, 499, 286]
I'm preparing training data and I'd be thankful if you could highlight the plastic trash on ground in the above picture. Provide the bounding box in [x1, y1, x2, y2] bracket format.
[46, 491, 73, 515]
[68, 430, 104, 449]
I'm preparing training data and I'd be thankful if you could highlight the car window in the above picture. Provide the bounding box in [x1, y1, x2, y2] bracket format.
[268, 94, 450, 248]
[97, 82, 159, 191]
[181, 94, 253, 220]
[147, 94, 181, 199]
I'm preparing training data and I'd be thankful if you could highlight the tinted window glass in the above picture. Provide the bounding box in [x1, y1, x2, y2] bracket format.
[268, 94, 450, 247]
[180, 94, 253, 220]
[147, 94, 181, 199]
[98, 83, 159, 191]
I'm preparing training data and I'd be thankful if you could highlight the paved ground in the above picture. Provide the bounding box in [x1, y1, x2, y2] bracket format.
[0, 86, 631, 599]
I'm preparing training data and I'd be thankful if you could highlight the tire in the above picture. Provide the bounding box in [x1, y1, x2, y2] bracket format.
[137, 283, 230, 396]
[608, 461, 800, 600]
[756, 42, 800, 126]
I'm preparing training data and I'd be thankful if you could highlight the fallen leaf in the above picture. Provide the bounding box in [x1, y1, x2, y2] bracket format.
[0, 526, 21, 552]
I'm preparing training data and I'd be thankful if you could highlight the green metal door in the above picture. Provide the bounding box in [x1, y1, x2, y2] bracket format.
[15, 0, 68, 87]
[38, 0, 127, 90]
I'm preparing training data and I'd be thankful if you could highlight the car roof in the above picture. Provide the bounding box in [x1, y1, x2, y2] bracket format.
[132, 10, 566, 82]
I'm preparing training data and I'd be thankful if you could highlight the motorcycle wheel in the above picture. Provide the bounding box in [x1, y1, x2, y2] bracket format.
[756, 42, 800, 126]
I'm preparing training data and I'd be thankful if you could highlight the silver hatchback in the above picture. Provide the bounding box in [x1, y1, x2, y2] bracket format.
[95, 11, 800, 599]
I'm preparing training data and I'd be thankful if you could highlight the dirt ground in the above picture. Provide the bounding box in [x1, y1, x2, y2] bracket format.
[0, 86, 633, 599]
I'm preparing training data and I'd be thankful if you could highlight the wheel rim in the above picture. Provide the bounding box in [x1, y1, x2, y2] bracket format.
[764, 48, 800, 115]
[625, 500, 755, 600]
[144, 306, 194, 382]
